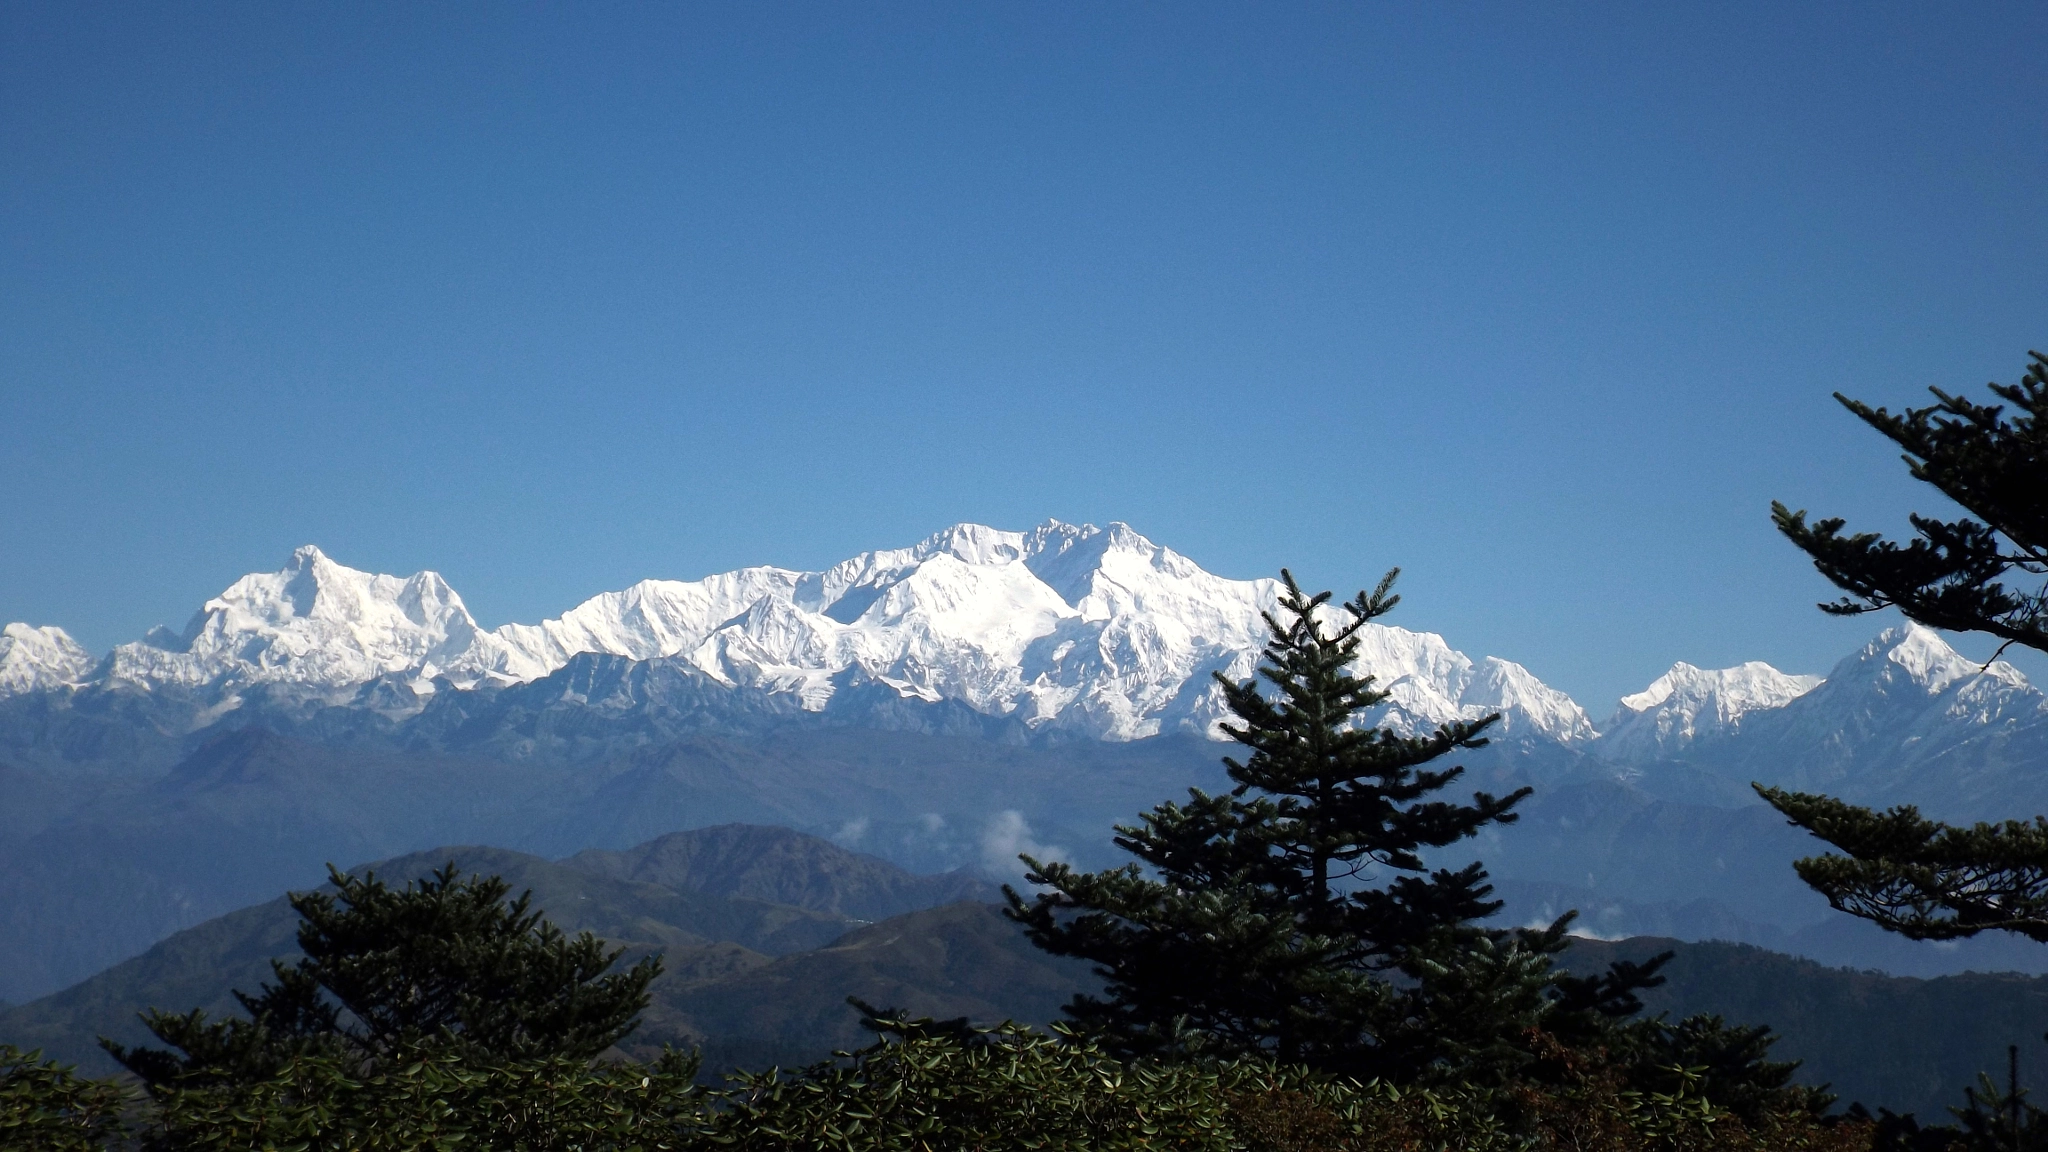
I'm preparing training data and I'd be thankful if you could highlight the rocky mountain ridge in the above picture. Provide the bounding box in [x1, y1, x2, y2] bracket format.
[8, 825, 2048, 1119]
[7, 523, 2046, 821]
[0, 522, 1598, 744]
[10, 524, 2048, 1021]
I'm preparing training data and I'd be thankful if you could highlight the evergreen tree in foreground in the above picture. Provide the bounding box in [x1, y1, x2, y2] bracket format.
[1006, 570, 1665, 1081]
[1763, 351, 2048, 943]
[105, 863, 661, 1086]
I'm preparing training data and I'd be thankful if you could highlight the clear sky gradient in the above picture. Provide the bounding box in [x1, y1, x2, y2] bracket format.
[5, 3, 2047, 712]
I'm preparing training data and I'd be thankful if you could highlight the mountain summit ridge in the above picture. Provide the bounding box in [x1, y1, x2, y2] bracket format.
[0, 521, 1596, 743]
[7, 526, 2038, 757]
[0, 623, 93, 694]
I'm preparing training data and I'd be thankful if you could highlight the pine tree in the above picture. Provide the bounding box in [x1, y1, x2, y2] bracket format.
[1772, 351, 2048, 655]
[105, 863, 661, 1086]
[1004, 570, 1661, 1081]
[1763, 351, 2048, 942]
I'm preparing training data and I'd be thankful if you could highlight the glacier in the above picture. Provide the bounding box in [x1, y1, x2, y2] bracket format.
[1597, 660, 1825, 761]
[0, 623, 94, 695]
[13, 524, 2048, 1003]
[10, 521, 2041, 760]
[0, 521, 1597, 744]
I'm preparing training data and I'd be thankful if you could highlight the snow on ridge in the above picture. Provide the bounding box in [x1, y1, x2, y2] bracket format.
[30, 522, 1600, 743]
[477, 567, 805, 684]
[1596, 660, 1824, 761]
[0, 623, 94, 695]
[30, 536, 2048, 757]
[1864, 623, 2029, 695]
[1790, 623, 2043, 735]
[1593, 626, 2048, 764]
[97, 545, 494, 695]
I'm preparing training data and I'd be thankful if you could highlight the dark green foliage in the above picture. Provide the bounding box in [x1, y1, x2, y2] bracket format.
[0, 1045, 130, 1152]
[144, 1044, 707, 1152]
[105, 862, 661, 1086]
[1764, 351, 2048, 945]
[1761, 349, 2048, 1139]
[17, 1005, 1874, 1151]
[1006, 570, 1663, 1080]
[1850, 1060, 2048, 1152]
[715, 1004, 1291, 1152]
[710, 1006, 1863, 1152]
[1948, 1062, 2048, 1152]
[1634, 1014, 1827, 1125]
[1771, 351, 2048, 655]
[0, 933, 1857, 1152]
[1754, 789, 2048, 943]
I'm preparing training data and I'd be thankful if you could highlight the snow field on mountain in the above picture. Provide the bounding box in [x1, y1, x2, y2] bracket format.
[0, 521, 1606, 742]
[11, 522, 2047, 758]
[0, 623, 93, 694]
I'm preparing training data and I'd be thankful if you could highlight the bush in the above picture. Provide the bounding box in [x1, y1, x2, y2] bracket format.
[140, 1045, 706, 1152]
[0, 1045, 132, 1152]
[5, 1019, 1889, 1151]
[701, 1010, 1869, 1152]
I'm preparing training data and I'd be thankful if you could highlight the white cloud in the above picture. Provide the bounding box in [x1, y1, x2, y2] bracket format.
[979, 810, 1065, 879]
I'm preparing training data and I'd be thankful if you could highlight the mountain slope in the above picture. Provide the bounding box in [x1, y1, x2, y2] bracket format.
[0, 723, 1231, 1003]
[1598, 661, 1824, 762]
[0, 521, 1596, 745]
[0, 842, 859, 1074]
[1614, 627, 2048, 820]
[11, 838, 2048, 1121]
[641, 901, 1096, 1074]
[563, 824, 999, 921]
[0, 624, 92, 695]
[1562, 937, 2048, 1120]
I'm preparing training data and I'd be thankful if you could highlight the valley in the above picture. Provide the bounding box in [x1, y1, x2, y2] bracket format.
[6, 521, 2048, 1121]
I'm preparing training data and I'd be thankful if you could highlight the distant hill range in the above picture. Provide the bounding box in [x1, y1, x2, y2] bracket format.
[7, 822, 2048, 1122]
[6, 522, 2048, 999]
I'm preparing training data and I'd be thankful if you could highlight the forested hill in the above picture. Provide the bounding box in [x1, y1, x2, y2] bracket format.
[6, 824, 2048, 1119]
[1560, 936, 2048, 1119]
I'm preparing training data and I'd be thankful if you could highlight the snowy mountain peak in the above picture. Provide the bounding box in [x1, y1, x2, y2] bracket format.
[1596, 660, 1823, 761]
[0, 623, 94, 695]
[1857, 623, 2029, 695]
[29, 522, 1601, 744]
[912, 521, 1036, 567]
[1616, 660, 1824, 717]
[480, 567, 804, 685]
[99, 547, 490, 693]
[1020, 518, 1103, 563]
[1774, 624, 2040, 739]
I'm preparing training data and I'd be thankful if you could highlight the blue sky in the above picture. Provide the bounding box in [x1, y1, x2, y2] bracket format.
[4, 2, 2046, 711]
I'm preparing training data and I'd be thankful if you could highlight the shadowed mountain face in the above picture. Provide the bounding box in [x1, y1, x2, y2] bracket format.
[638, 901, 1097, 1075]
[10, 715, 2048, 1007]
[8, 820, 2048, 1120]
[9, 599, 2048, 998]
[0, 730, 576, 1004]
[0, 842, 860, 1076]
[565, 824, 1000, 922]
[0, 725, 1226, 1003]
[1559, 938, 2048, 1121]
[11, 824, 2048, 1119]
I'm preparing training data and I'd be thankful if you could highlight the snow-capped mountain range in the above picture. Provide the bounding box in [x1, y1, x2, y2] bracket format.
[0, 522, 1595, 743]
[2, 520, 2039, 761]
[0, 623, 94, 696]
[11, 520, 2048, 1006]
[1595, 661, 1826, 762]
